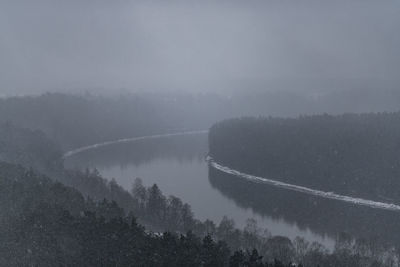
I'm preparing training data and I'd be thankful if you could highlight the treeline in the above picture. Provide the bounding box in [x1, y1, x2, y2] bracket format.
[1, 162, 397, 266]
[2, 90, 400, 149]
[209, 114, 400, 202]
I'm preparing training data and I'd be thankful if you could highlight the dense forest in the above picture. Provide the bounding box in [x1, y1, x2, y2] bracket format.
[209, 114, 400, 203]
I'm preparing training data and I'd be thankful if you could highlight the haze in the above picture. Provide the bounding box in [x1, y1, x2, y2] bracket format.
[1, 0, 399, 95]
[3, 2, 400, 265]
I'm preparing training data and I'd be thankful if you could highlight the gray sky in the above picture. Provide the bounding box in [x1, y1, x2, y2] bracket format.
[1, 0, 399, 95]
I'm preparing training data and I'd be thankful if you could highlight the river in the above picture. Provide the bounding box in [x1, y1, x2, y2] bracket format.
[64, 132, 335, 248]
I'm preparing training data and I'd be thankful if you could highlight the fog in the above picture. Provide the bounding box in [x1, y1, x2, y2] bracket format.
[3, 2, 400, 265]
[1, 0, 399, 96]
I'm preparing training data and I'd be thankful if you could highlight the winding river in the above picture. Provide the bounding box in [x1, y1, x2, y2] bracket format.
[64, 131, 335, 247]
[65, 130, 400, 249]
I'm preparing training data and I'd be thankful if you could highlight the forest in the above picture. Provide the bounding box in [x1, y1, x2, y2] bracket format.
[209, 113, 400, 203]
[0, 98, 398, 265]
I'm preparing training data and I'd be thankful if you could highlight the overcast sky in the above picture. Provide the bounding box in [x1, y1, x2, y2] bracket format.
[0, 0, 399, 95]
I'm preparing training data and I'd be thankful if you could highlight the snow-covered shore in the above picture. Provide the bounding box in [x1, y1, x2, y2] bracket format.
[207, 156, 400, 212]
[63, 130, 209, 158]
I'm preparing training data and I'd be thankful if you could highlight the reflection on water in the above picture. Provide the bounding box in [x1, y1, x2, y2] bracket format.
[65, 134, 334, 247]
